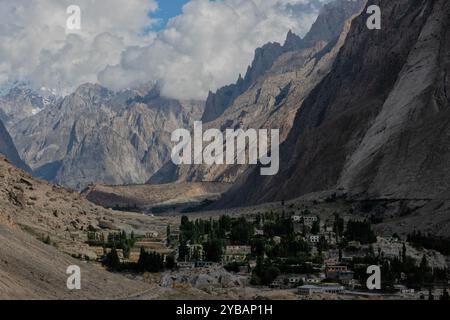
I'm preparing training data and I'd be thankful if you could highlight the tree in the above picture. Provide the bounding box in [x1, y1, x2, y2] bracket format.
[137, 248, 164, 273]
[230, 217, 254, 245]
[203, 239, 223, 262]
[402, 243, 407, 262]
[166, 254, 176, 270]
[333, 213, 344, 237]
[428, 288, 434, 300]
[219, 215, 232, 233]
[251, 238, 266, 257]
[311, 218, 320, 235]
[317, 236, 328, 254]
[104, 247, 121, 271]
[344, 220, 377, 244]
[440, 289, 450, 301]
[419, 255, 429, 273]
[166, 224, 170, 246]
[251, 257, 280, 286]
[178, 242, 189, 262]
[122, 242, 131, 259]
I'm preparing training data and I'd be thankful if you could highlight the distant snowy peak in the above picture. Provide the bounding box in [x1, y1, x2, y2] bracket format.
[0, 85, 57, 126]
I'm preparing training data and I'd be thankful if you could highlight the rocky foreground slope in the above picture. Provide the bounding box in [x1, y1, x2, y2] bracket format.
[221, 0, 450, 207]
[0, 155, 175, 298]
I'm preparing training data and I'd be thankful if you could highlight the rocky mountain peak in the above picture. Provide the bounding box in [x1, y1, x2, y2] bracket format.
[0, 86, 49, 125]
[201, 0, 366, 124]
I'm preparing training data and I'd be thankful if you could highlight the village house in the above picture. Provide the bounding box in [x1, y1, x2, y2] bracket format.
[303, 274, 325, 284]
[348, 241, 361, 249]
[298, 284, 345, 296]
[292, 215, 318, 226]
[326, 265, 354, 281]
[254, 229, 264, 236]
[195, 261, 216, 268]
[146, 231, 159, 238]
[177, 261, 196, 269]
[187, 243, 204, 260]
[324, 258, 339, 266]
[303, 216, 318, 226]
[223, 245, 251, 263]
[270, 275, 303, 289]
[394, 285, 415, 294]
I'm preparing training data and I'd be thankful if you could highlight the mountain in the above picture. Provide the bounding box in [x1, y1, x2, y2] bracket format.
[201, 0, 367, 124]
[10, 83, 204, 190]
[219, 0, 450, 206]
[0, 119, 30, 172]
[150, 0, 366, 185]
[201, 42, 284, 123]
[0, 87, 53, 126]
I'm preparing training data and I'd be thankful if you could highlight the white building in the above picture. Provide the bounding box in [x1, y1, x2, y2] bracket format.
[298, 285, 345, 296]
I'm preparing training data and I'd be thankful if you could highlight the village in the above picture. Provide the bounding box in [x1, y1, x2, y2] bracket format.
[82, 205, 450, 300]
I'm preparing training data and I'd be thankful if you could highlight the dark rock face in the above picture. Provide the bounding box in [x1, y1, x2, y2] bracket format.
[0, 120, 30, 172]
[220, 0, 450, 207]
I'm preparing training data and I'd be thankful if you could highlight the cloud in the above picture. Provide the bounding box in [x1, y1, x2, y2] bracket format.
[100, 0, 328, 100]
[0, 0, 158, 95]
[0, 0, 327, 100]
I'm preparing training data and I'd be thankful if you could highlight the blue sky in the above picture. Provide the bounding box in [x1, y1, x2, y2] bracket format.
[151, 0, 191, 31]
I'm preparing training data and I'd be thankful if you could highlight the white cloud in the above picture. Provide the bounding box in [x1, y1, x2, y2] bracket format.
[100, 0, 328, 100]
[0, 0, 327, 100]
[0, 0, 157, 95]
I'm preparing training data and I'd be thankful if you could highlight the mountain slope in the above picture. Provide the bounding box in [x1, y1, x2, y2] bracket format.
[0, 154, 168, 299]
[0, 224, 151, 299]
[0, 120, 30, 172]
[220, 0, 450, 206]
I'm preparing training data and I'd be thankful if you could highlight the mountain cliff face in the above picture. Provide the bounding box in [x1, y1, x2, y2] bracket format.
[220, 0, 450, 206]
[201, 0, 367, 124]
[0, 87, 52, 126]
[201, 42, 284, 123]
[0, 119, 30, 172]
[10, 84, 204, 189]
[151, 0, 366, 184]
